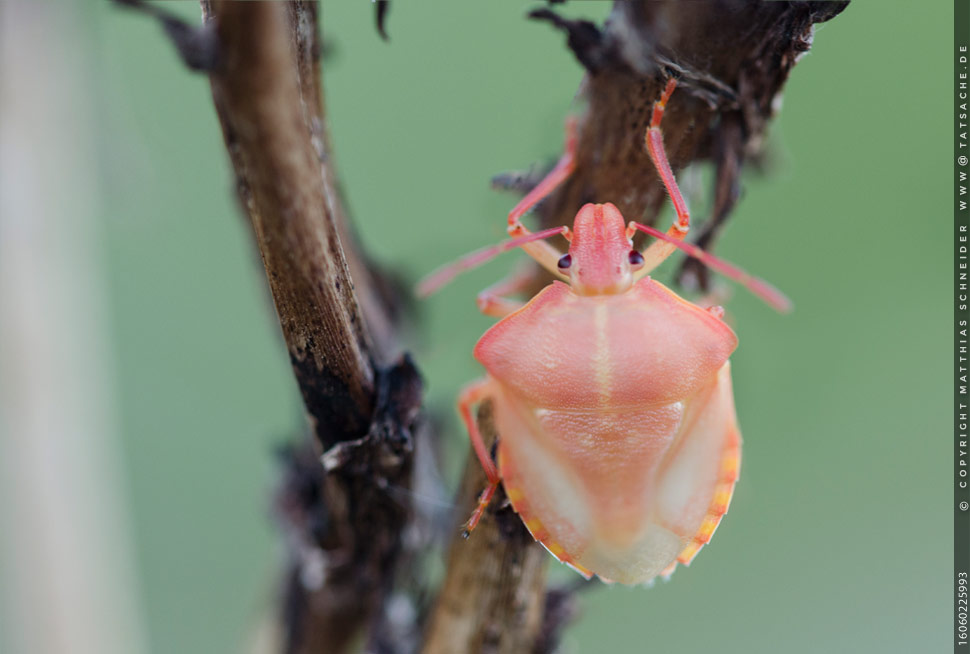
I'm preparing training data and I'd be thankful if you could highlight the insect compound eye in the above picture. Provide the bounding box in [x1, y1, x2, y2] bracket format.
[628, 250, 645, 268]
[557, 253, 572, 270]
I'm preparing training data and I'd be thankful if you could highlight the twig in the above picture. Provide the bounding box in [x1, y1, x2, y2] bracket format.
[422, 403, 548, 654]
[197, 2, 419, 652]
[117, 1, 419, 650]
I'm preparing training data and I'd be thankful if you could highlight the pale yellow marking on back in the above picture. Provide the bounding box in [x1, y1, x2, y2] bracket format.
[593, 302, 611, 408]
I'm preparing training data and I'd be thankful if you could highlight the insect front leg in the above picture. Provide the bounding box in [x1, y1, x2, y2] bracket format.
[506, 118, 578, 278]
[635, 78, 694, 279]
[457, 379, 501, 536]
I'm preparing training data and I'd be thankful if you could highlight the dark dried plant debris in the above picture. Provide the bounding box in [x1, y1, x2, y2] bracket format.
[114, 0, 218, 71]
[376, 0, 391, 41]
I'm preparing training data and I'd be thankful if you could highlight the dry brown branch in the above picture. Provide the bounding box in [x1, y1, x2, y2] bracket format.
[198, 3, 419, 652]
[202, 0, 375, 438]
[422, 403, 549, 654]
[117, 0, 419, 649]
[282, 0, 404, 359]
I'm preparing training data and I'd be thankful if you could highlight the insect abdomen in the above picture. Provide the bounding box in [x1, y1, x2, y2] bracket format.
[492, 363, 740, 584]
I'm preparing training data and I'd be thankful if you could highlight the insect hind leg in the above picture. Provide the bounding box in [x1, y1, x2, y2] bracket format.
[457, 379, 501, 536]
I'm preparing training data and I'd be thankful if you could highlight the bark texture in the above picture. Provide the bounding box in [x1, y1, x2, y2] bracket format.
[422, 403, 549, 654]
[199, 3, 419, 653]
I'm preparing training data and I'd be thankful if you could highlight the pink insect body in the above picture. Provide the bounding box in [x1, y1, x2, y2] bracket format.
[421, 79, 787, 585]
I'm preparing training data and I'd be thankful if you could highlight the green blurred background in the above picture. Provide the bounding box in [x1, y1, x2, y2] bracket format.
[27, 1, 951, 652]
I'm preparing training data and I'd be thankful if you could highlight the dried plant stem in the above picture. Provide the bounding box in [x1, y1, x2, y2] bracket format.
[423, 402, 549, 654]
[200, 3, 417, 652]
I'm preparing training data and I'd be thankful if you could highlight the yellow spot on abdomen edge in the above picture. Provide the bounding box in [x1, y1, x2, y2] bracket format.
[504, 478, 593, 580]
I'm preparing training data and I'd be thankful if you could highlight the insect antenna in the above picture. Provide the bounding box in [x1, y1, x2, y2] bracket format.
[631, 222, 793, 313]
[417, 226, 568, 297]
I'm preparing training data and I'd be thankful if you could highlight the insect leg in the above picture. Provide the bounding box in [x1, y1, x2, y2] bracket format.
[416, 226, 568, 297]
[634, 78, 693, 278]
[477, 293, 524, 319]
[457, 379, 501, 535]
[677, 113, 743, 291]
[630, 221, 792, 312]
[506, 118, 578, 277]
[476, 264, 533, 317]
[507, 116, 578, 229]
[694, 286, 732, 313]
